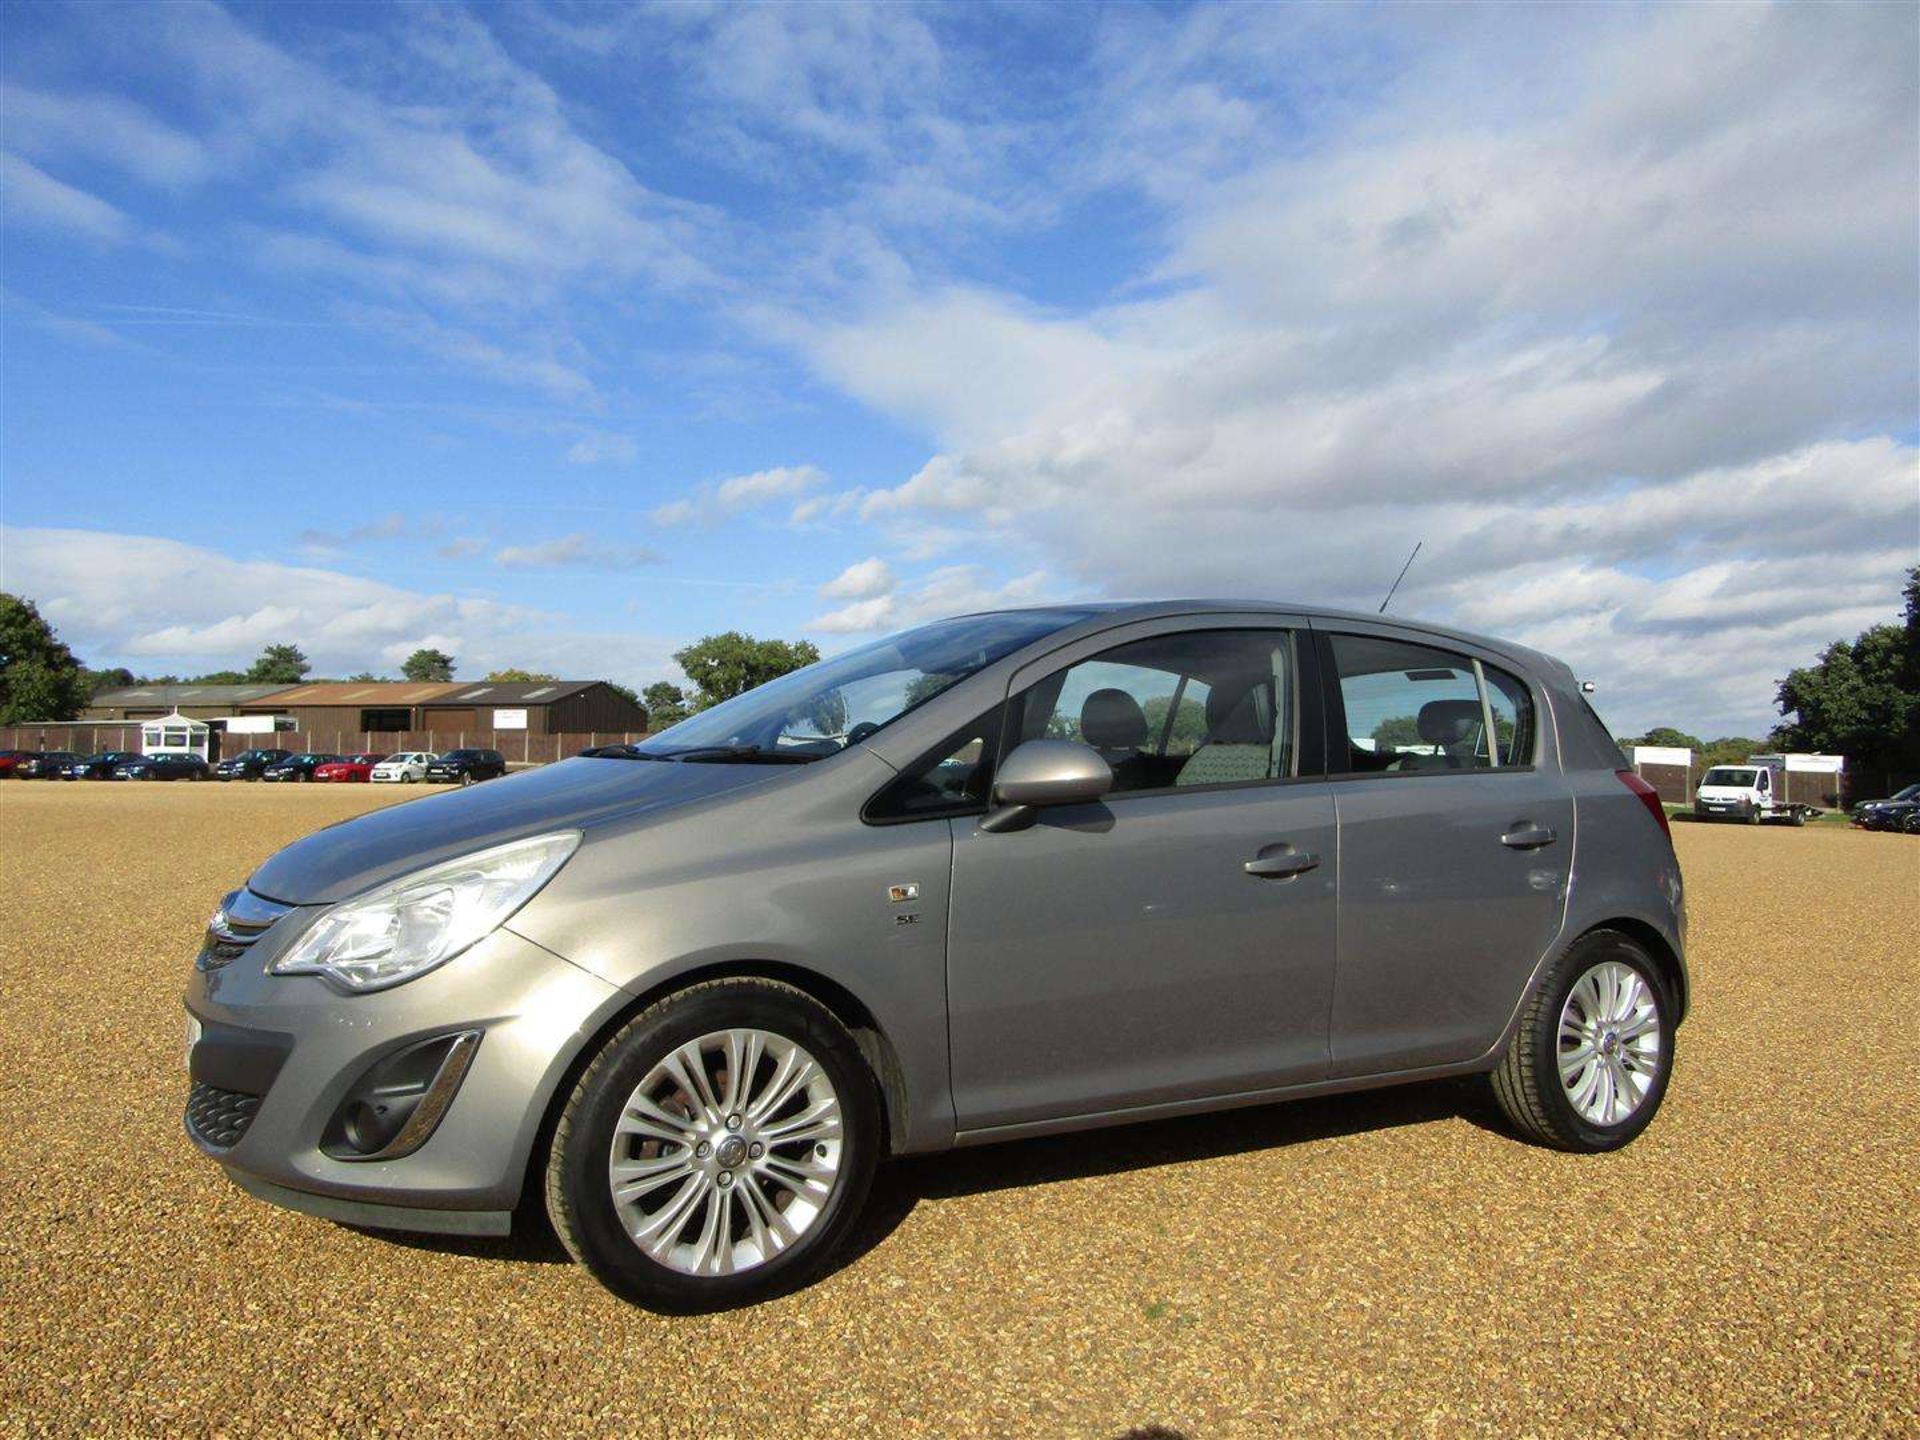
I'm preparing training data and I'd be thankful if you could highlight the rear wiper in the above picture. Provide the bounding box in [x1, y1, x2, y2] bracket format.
[663, 745, 821, 765]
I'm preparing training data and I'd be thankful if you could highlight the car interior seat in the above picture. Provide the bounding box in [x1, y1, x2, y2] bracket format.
[1396, 699, 1486, 769]
[1176, 679, 1273, 786]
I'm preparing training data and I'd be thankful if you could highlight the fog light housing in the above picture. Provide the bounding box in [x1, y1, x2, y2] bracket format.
[322, 1031, 481, 1161]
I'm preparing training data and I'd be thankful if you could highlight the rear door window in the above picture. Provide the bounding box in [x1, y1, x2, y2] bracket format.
[1327, 634, 1531, 774]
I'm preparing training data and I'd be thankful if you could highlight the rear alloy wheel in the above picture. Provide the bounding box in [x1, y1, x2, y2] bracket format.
[1490, 930, 1673, 1151]
[546, 978, 880, 1311]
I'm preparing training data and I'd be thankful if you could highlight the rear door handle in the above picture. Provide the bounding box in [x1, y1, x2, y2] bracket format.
[1244, 847, 1320, 878]
[1500, 825, 1557, 850]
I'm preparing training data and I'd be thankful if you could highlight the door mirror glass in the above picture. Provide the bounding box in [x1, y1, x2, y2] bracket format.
[983, 740, 1112, 832]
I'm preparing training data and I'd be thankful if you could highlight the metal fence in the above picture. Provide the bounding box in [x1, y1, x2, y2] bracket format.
[0, 726, 654, 767]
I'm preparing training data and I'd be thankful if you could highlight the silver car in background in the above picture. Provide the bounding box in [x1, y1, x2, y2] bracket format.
[185, 601, 1686, 1311]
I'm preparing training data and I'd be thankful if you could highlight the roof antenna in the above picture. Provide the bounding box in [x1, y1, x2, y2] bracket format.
[1378, 541, 1423, 614]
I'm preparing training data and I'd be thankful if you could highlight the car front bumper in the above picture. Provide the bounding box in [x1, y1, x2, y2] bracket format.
[184, 919, 626, 1230]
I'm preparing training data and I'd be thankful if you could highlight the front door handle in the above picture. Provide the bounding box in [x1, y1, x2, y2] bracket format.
[1244, 847, 1320, 878]
[1500, 824, 1557, 850]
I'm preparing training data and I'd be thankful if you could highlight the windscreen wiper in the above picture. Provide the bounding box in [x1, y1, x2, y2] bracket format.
[662, 745, 821, 764]
[595, 747, 672, 761]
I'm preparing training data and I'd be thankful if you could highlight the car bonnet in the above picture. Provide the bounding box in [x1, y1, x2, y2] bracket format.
[245, 755, 786, 905]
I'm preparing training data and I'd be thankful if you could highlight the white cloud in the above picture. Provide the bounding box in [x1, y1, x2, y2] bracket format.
[565, 431, 638, 465]
[0, 153, 133, 243]
[650, 464, 827, 526]
[0, 526, 681, 688]
[491, 533, 662, 570]
[820, 557, 895, 600]
[795, 4, 1918, 734]
[810, 564, 1052, 635]
[2, 87, 214, 187]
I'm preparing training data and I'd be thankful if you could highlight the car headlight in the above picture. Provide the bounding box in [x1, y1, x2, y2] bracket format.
[269, 831, 580, 992]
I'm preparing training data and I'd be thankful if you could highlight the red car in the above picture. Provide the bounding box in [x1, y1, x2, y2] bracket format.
[0, 750, 35, 779]
[312, 752, 387, 783]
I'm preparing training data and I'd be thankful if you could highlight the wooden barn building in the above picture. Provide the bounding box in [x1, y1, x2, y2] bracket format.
[234, 680, 647, 738]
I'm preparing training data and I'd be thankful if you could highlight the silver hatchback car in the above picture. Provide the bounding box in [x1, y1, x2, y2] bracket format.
[185, 602, 1685, 1310]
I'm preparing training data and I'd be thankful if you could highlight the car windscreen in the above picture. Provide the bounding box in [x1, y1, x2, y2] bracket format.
[1703, 768, 1757, 786]
[633, 609, 1099, 761]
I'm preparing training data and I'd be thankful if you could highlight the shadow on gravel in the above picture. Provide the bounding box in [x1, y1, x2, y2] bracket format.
[344, 1076, 1507, 1285]
[836, 1075, 1502, 1275]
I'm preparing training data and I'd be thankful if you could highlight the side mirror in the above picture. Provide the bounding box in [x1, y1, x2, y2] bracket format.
[981, 739, 1113, 834]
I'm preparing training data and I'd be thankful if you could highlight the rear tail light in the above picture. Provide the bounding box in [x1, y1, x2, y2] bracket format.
[1617, 769, 1673, 842]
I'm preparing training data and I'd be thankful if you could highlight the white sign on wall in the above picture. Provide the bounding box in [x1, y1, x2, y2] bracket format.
[493, 708, 528, 730]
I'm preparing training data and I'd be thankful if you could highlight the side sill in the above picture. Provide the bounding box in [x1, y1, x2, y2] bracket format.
[951, 1057, 1496, 1148]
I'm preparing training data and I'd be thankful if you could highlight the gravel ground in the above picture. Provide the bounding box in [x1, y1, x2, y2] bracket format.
[2, 784, 1914, 1437]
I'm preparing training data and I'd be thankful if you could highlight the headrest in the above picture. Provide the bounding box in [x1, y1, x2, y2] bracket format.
[1417, 699, 1483, 746]
[1205, 680, 1269, 745]
[1081, 688, 1149, 750]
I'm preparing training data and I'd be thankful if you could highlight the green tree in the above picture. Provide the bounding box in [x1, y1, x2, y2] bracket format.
[1626, 725, 1704, 752]
[642, 681, 689, 730]
[1699, 736, 1762, 769]
[1144, 694, 1209, 750]
[189, 669, 248, 684]
[673, 632, 820, 710]
[1371, 714, 1422, 747]
[1772, 566, 1920, 789]
[483, 668, 557, 683]
[402, 648, 456, 682]
[0, 593, 91, 724]
[246, 644, 311, 685]
[82, 666, 137, 695]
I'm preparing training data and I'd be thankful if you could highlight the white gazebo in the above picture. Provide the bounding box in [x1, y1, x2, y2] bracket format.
[140, 711, 211, 760]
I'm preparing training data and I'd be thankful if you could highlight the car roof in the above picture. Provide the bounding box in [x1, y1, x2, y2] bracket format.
[952, 600, 1564, 675]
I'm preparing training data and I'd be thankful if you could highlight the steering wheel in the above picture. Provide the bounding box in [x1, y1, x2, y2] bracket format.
[844, 721, 882, 746]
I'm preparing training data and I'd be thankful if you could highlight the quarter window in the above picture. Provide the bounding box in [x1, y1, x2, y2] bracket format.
[1012, 630, 1296, 795]
[1482, 664, 1536, 767]
[865, 707, 1004, 822]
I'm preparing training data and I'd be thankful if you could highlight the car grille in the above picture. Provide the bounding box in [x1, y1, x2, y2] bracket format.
[186, 1080, 263, 1148]
[199, 889, 295, 970]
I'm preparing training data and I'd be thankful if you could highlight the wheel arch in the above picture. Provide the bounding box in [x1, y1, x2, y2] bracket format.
[516, 958, 911, 1215]
[1571, 916, 1689, 1023]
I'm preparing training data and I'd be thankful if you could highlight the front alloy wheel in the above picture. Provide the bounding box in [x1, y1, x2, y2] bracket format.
[607, 1029, 844, 1276]
[546, 978, 879, 1311]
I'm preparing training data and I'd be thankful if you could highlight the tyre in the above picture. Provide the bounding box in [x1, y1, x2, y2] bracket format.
[1746, 804, 1761, 825]
[460, 771, 475, 787]
[403, 774, 416, 784]
[1489, 929, 1674, 1152]
[545, 977, 882, 1312]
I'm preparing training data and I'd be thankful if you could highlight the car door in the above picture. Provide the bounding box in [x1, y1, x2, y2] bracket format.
[942, 617, 1339, 1134]
[1314, 623, 1575, 1077]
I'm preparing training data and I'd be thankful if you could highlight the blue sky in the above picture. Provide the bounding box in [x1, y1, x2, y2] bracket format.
[2, 1, 1915, 734]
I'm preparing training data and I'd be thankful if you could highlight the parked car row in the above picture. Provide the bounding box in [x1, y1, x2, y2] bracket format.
[1852, 784, 1920, 833]
[0, 746, 509, 786]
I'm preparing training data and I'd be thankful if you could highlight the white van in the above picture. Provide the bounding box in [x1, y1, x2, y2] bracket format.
[1693, 760, 1819, 825]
